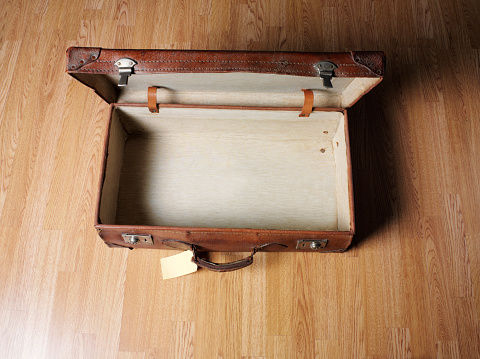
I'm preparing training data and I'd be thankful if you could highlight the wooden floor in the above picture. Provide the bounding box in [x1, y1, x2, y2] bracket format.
[1, 0, 480, 358]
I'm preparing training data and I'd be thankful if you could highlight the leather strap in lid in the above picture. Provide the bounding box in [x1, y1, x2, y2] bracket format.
[148, 87, 158, 113]
[299, 89, 314, 117]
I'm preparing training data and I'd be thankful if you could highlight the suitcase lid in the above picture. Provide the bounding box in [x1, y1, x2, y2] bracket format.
[66, 47, 384, 109]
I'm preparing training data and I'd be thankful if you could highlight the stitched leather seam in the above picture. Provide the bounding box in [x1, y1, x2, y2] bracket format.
[76, 68, 372, 76]
[336, 72, 375, 75]
[95, 59, 320, 65]
[139, 60, 310, 65]
[257, 233, 350, 237]
[86, 60, 358, 67]
[76, 69, 113, 72]
[78, 68, 317, 74]
[101, 227, 349, 236]
[176, 231, 349, 237]
[137, 68, 316, 73]
[76, 68, 367, 74]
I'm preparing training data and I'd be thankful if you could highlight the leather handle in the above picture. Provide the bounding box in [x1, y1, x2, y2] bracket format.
[192, 252, 255, 272]
[161, 240, 287, 272]
[191, 243, 287, 272]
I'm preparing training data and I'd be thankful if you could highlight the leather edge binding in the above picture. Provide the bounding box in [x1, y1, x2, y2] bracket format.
[351, 51, 385, 77]
[66, 47, 102, 71]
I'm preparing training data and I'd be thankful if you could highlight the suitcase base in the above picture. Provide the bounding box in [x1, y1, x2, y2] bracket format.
[95, 104, 355, 253]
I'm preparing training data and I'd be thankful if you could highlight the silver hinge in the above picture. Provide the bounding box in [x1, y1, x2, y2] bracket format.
[296, 239, 328, 250]
[114, 58, 137, 86]
[122, 233, 153, 245]
[314, 61, 338, 89]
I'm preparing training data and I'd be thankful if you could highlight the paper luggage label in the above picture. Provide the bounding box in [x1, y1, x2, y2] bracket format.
[161, 250, 198, 279]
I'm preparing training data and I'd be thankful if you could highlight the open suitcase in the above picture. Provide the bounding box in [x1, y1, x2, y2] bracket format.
[66, 48, 384, 271]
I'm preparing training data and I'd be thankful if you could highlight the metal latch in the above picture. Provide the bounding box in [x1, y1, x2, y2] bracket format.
[296, 239, 328, 250]
[115, 58, 137, 86]
[314, 61, 338, 89]
[122, 233, 153, 245]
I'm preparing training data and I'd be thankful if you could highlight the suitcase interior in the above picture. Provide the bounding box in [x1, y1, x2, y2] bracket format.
[85, 70, 382, 234]
[98, 105, 351, 232]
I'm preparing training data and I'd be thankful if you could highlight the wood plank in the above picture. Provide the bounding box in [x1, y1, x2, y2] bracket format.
[242, 253, 267, 357]
[337, 257, 365, 358]
[291, 253, 316, 359]
[315, 340, 339, 359]
[388, 328, 412, 359]
[400, 234, 436, 357]
[453, 297, 480, 359]
[267, 335, 292, 359]
[467, 235, 480, 327]
[436, 341, 461, 359]
[173, 321, 195, 359]
[266, 253, 293, 336]
[424, 217, 458, 342]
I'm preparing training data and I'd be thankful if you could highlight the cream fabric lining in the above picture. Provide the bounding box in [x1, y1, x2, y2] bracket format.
[99, 73, 380, 108]
[99, 106, 352, 231]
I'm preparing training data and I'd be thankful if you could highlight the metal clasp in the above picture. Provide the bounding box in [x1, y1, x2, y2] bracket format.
[122, 233, 153, 245]
[115, 58, 137, 86]
[314, 61, 338, 89]
[296, 239, 328, 250]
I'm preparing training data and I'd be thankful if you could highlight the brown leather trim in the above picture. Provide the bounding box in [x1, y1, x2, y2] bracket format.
[147, 87, 158, 113]
[94, 223, 354, 252]
[67, 47, 101, 70]
[67, 47, 384, 78]
[111, 102, 346, 112]
[95, 223, 355, 237]
[94, 104, 115, 228]
[352, 51, 385, 76]
[299, 89, 314, 117]
[343, 110, 356, 235]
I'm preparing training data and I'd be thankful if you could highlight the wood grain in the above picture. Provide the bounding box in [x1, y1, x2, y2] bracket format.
[1, 0, 480, 358]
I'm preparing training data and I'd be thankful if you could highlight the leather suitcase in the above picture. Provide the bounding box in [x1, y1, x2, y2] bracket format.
[66, 47, 384, 271]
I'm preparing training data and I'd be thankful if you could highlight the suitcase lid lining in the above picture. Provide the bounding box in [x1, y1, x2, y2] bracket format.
[72, 72, 380, 109]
